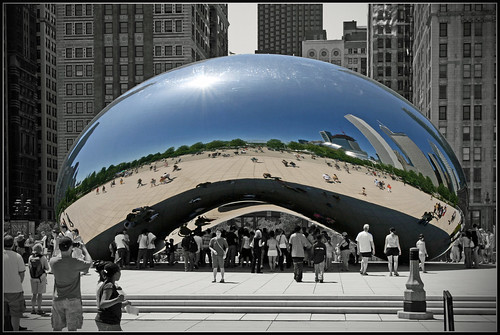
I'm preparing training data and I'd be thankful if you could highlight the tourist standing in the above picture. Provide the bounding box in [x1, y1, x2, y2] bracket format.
[146, 230, 156, 268]
[50, 236, 92, 331]
[266, 231, 280, 272]
[312, 234, 327, 283]
[338, 232, 351, 272]
[356, 224, 375, 276]
[383, 227, 401, 276]
[225, 226, 238, 268]
[114, 230, 126, 268]
[461, 230, 474, 268]
[136, 229, 148, 269]
[289, 225, 312, 282]
[251, 230, 263, 273]
[416, 234, 428, 273]
[276, 228, 289, 271]
[209, 229, 228, 283]
[28, 243, 50, 315]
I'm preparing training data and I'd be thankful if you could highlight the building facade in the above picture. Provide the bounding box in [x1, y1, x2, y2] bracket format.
[368, 4, 413, 102]
[56, 4, 228, 168]
[302, 21, 366, 75]
[412, 3, 496, 231]
[257, 4, 325, 56]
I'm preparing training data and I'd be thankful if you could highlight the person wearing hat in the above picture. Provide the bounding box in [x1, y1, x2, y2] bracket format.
[28, 243, 50, 315]
[356, 224, 375, 275]
[4, 235, 28, 331]
[337, 232, 352, 271]
[49, 236, 92, 331]
[416, 234, 428, 273]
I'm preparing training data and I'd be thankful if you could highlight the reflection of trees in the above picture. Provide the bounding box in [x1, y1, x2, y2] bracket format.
[57, 137, 458, 218]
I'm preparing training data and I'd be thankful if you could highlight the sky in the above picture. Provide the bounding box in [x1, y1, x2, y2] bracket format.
[227, 3, 369, 55]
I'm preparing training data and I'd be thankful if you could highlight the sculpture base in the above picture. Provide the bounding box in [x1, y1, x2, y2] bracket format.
[397, 310, 434, 320]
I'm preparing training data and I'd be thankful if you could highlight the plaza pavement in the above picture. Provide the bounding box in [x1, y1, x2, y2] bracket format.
[19, 261, 496, 332]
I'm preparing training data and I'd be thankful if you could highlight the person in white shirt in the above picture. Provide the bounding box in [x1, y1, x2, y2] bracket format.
[383, 227, 401, 276]
[114, 231, 126, 268]
[136, 230, 148, 269]
[416, 234, 428, 273]
[146, 230, 156, 268]
[356, 224, 375, 275]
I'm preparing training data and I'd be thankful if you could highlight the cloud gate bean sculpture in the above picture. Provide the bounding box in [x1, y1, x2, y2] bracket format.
[55, 54, 467, 262]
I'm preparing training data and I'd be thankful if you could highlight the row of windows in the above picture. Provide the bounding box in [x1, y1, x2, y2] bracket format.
[154, 45, 183, 57]
[154, 4, 183, 14]
[66, 101, 94, 114]
[46, 117, 57, 131]
[65, 83, 94, 96]
[46, 130, 57, 143]
[438, 62, 483, 78]
[45, 183, 56, 196]
[154, 62, 185, 75]
[439, 43, 483, 58]
[438, 84, 482, 102]
[46, 170, 58, 182]
[65, 22, 93, 35]
[66, 64, 93, 77]
[65, 4, 92, 16]
[46, 157, 58, 170]
[66, 119, 88, 133]
[154, 19, 183, 33]
[104, 46, 144, 58]
[104, 21, 143, 34]
[46, 144, 57, 157]
[462, 147, 483, 161]
[439, 21, 484, 37]
[462, 125, 484, 142]
[104, 64, 144, 77]
[66, 47, 93, 59]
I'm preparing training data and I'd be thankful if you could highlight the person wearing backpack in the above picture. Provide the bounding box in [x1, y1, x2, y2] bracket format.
[181, 232, 197, 271]
[28, 243, 50, 315]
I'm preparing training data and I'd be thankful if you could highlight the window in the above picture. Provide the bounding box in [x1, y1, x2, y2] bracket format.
[66, 102, 73, 114]
[154, 21, 161, 32]
[86, 47, 92, 58]
[176, 20, 182, 32]
[474, 85, 482, 99]
[463, 84, 471, 99]
[439, 106, 447, 120]
[154, 63, 162, 75]
[86, 4, 92, 16]
[175, 4, 182, 13]
[75, 83, 83, 95]
[385, 52, 391, 62]
[439, 85, 447, 99]
[439, 4, 447, 12]
[377, 52, 384, 63]
[165, 20, 172, 32]
[120, 64, 128, 76]
[76, 120, 84, 132]
[464, 4, 471, 11]
[463, 22, 471, 36]
[66, 65, 72, 77]
[120, 4, 127, 15]
[474, 22, 482, 36]
[377, 39, 384, 48]
[176, 45, 182, 55]
[463, 126, 470, 141]
[385, 38, 391, 48]
[76, 102, 83, 113]
[86, 83, 92, 95]
[165, 4, 172, 13]
[439, 44, 447, 58]
[75, 4, 82, 16]
[474, 126, 482, 141]
[66, 48, 72, 58]
[474, 64, 482, 78]
[66, 138, 73, 151]
[66, 84, 73, 95]
[463, 64, 471, 78]
[75, 65, 83, 77]
[165, 46, 172, 56]
[439, 64, 447, 78]
[462, 147, 470, 161]
[474, 105, 482, 120]
[105, 65, 113, 76]
[474, 43, 482, 57]
[463, 167, 470, 182]
[135, 21, 143, 33]
[135, 64, 144, 76]
[463, 43, 471, 57]
[75, 23, 82, 34]
[385, 67, 391, 76]
[154, 4, 161, 13]
[377, 26, 384, 35]
[135, 4, 143, 14]
[385, 25, 391, 34]
[439, 22, 447, 37]
[105, 22, 112, 34]
[120, 22, 128, 33]
[65, 4, 72, 16]
[135, 46, 143, 57]
[473, 147, 481, 161]
[473, 189, 481, 203]
[66, 23, 72, 35]
[155, 46, 161, 56]
[105, 84, 113, 95]
[67, 121, 73, 132]
[104, 4, 112, 15]
[86, 102, 93, 114]
[463, 106, 471, 120]
[120, 46, 127, 58]
[120, 83, 128, 94]
[75, 48, 83, 58]
[86, 22, 92, 34]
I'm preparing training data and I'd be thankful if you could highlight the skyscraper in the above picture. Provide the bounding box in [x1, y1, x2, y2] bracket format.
[412, 3, 496, 230]
[257, 4, 325, 56]
[56, 4, 228, 168]
[367, 4, 413, 102]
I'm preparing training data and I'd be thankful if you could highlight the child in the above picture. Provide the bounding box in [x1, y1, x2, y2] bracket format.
[95, 262, 131, 331]
[312, 234, 327, 283]
[416, 234, 428, 273]
[28, 243, 50, 315]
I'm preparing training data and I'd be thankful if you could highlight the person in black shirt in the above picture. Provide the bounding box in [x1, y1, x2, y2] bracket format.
[313, 234, 327, 283]
[225, 226, 238, 268]
[338, 232, 351, 271]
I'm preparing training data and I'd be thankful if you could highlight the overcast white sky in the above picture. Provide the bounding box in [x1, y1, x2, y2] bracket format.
[227, 3, 369, 54]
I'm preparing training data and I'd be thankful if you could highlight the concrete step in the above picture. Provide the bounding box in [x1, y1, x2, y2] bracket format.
[25, 295, 495, 315]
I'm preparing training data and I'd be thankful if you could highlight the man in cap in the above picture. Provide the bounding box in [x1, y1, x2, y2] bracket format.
[49, 236, 92, 331]
[3, 235, 28, 331]
[356, 224, 375, 275]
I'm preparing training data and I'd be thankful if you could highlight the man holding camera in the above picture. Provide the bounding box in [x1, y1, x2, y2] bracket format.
[49, 236, 92, 331]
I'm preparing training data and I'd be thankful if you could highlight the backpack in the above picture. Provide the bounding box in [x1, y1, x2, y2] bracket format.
[29, 255, 45, 279]
[17, 237, 26, 248]
[189, 237, 198, 253]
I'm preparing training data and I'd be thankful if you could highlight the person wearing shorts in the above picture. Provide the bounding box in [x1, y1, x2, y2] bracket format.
[209, 229, 228, 283]
[356, 224, 375, 275]
[383, 227, 402, 276]
[4, 235, 27, 331]
[29, 243, 50, 315]
[50, 236, 92, 331]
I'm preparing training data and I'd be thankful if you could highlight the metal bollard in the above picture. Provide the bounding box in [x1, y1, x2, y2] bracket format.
[443, 290, 455, 331]
[397, 247, 433, 319]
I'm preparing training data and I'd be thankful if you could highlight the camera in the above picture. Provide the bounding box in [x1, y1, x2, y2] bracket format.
[72, 242, 82, 247]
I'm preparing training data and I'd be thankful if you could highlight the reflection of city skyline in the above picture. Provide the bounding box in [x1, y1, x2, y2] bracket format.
[319, 130, 369, 160]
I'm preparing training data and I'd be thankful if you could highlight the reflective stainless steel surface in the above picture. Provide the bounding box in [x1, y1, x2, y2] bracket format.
[55, 54, 467, 261]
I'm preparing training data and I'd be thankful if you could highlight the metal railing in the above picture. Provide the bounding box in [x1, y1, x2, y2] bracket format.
[443, 290, 455, 331]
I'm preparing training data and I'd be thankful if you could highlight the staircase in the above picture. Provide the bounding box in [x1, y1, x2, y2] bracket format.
[27, 294, 496, 315]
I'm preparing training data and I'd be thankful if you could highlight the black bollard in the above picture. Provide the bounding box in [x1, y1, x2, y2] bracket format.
[397, 247, 433, 319]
